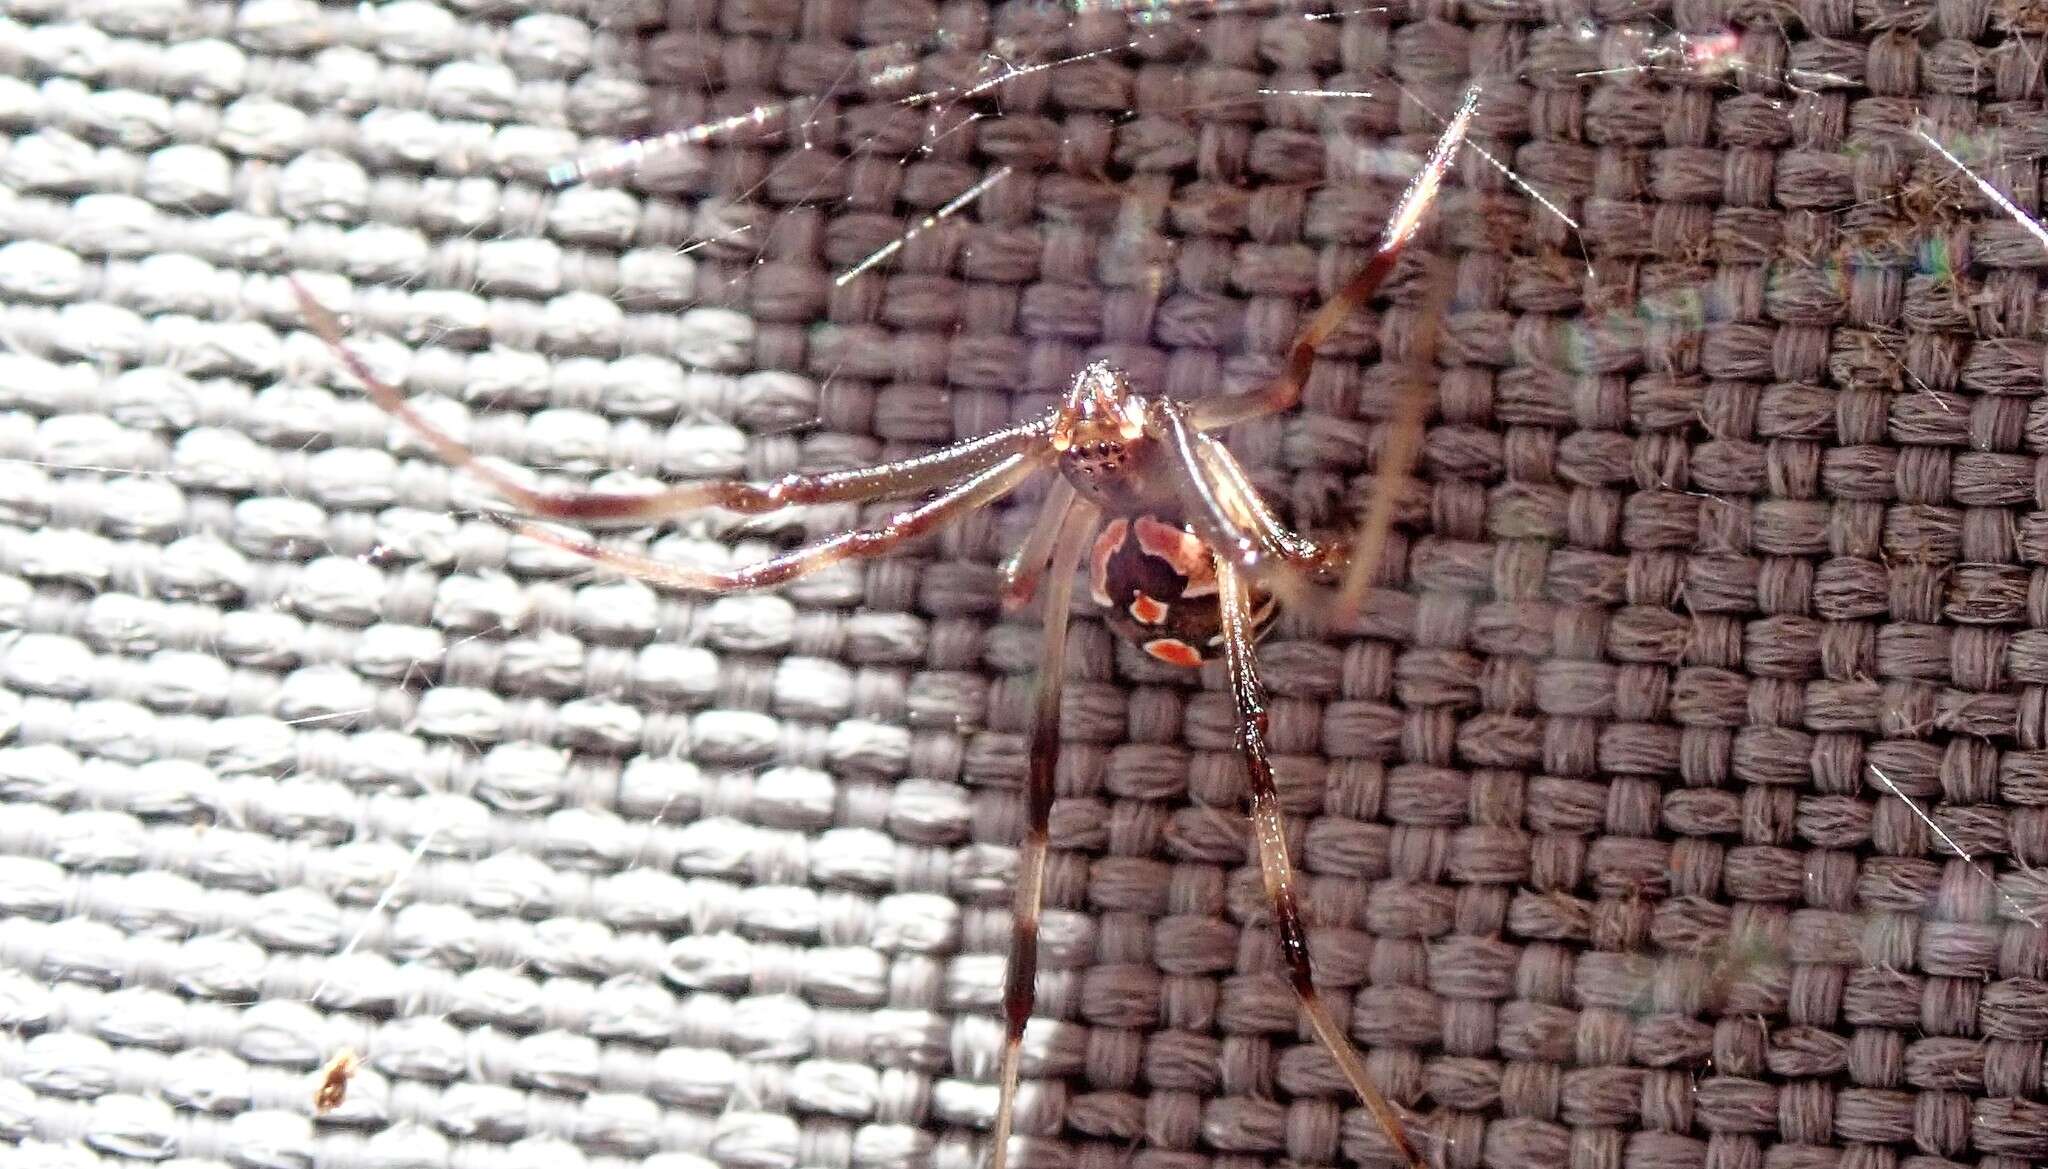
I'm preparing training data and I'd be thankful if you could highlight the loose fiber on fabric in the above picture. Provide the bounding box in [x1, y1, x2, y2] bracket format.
[3, 0, 2048, 1166]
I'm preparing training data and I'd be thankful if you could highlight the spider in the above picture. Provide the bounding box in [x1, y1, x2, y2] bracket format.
[291, 88, 1478, 1169]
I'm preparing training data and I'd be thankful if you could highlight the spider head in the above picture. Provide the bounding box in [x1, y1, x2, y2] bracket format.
[1051, 361, 1147, 449]
[1051, 361, 1162, 507]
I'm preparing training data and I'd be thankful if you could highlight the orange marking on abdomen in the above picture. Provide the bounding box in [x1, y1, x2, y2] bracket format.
[1133, 516, 1209, 577]
[1089, 520, 1127, 606]
[1129, 593, 1170, 625]
[1144, 638, 1204, 668]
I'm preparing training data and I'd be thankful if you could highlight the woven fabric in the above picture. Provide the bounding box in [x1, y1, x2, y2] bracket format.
[5, 0, 2048, 1166]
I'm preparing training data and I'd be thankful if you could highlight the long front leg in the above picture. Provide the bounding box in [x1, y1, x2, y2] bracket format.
[507, 453, 1044, 592]
[1215, 560, 1427, 1169]
[292, 279, 1049, 523]
[1188, 85, 1478, 431]
[990, 501, 1099, 1169]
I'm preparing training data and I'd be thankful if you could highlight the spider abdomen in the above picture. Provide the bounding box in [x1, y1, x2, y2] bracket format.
[1088, 514, 1277, 667]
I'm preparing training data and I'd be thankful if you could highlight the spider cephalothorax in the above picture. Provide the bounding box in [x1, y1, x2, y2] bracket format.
[1049, 360, 1175, 514]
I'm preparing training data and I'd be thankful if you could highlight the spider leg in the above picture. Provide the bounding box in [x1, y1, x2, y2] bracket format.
[1330, 254, 1455, 624]
[990, 500, 1100, 1169]
[998, 480, 1079, 610]
[292, 279, 1049, 523]
[1158, 407, 1285, 565]
[1155, 408, 1333, 612]
[503, 452, 1045, 592]
[1189, 84, 1477, 432]
[1215, 559, 1428, 1169]
[1195, 430, 1340, 576]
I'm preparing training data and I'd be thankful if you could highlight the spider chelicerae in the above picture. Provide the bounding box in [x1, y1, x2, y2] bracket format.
[293, 86, 1479, 1169]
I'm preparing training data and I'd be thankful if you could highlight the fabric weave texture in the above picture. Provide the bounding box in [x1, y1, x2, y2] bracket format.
[2, 0, 2048, 1167]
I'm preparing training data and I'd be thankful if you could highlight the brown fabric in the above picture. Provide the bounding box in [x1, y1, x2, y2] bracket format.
[2, 0, 2047, 1166]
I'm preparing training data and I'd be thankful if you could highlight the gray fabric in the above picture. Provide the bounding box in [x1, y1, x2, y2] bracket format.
[5, 0, 2048, 1166]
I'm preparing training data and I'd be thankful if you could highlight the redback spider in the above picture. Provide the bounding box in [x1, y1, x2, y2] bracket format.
[292, 87, 1479, 1169]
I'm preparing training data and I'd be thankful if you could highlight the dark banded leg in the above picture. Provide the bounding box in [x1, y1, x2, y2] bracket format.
[292, 279, 1048, 523]
[1188, 85, 1478, 431]
[506, 453, 1044, 592]
[990, 500, 1099, 1169]
[1216, 559, 1427, 1169]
